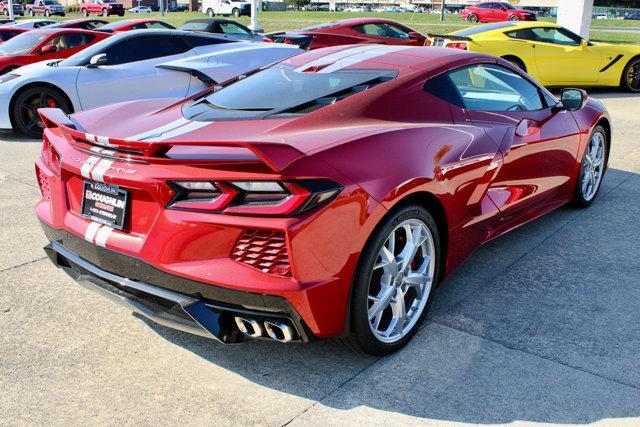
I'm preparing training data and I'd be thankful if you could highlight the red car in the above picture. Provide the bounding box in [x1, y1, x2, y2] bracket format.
[79, 0, 124, 17]
[462, 2, 537, 23]
[96, 19, 174, 33]
[268, 18, 426, 49]
[47, 18, 107, 30]
[0, 28, 109, 74]
[0, 26, 26, 44]
[1, 1, 24, 16]
[36, 46, 609, 355]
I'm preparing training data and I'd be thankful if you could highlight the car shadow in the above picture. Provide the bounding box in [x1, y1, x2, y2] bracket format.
[137, 167, 640, 424]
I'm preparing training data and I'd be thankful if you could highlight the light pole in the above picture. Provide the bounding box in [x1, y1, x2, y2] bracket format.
[160, 0, 164, 16]
[249, 0, 263, 32]
[440, 0, 445, 22]
[7, 0, 14, 20]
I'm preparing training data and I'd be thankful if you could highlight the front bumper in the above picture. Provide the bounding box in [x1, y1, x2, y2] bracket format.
[43, 224, 313, 343]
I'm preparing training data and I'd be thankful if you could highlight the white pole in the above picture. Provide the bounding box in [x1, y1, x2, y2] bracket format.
[7, 0, 14, 20]
[160, 0, 164, 16]
[557, 0, 594, 39]
[249, 0, 263, 32]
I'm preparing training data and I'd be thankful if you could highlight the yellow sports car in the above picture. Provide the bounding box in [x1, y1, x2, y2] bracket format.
[427, 22, 640, 92]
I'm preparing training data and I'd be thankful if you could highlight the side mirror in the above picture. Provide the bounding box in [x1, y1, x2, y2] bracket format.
[87, 53, 108, 68]
[407, 31, 423, 40]
[38, 44, 57, 55]
[560, 88, 587, 111]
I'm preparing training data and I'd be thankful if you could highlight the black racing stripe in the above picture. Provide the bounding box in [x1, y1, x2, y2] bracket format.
[600, 54, 624, 72]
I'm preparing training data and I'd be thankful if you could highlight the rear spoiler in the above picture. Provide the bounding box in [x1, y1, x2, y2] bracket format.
[427, 33, 473, 41]
[38, 108, 305, 172]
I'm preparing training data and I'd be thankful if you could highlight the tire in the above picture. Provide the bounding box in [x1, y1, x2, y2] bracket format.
[101, 8, 108, 16]
[508, 14, 520, 21]
[207, 8, 214, 16]
[572, 125, 607, 208]
[468, 13, 478, 23]
[82, 8, 88, 16]
[232, 7, 240, 17]
[2, 9, 7, 16]
[29, 9, 35, 16]
[502, 56, 526, 72]
[343, 205, 441, 356]
[620, 55, 640, 93]
[44, 9, 50, 16]
[12, 86, 71, 138]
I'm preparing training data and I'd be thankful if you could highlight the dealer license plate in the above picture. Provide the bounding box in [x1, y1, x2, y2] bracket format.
[81, 181, 128, 230]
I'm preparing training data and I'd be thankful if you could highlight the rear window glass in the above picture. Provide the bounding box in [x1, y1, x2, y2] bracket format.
[454, 22, 516, 37]
[180, 22, 209, 31]
[202, 64, 393, 111]
[302, 22, 340, 31]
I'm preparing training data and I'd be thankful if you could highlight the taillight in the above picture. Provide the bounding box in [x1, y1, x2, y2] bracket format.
[262, 36, 273, 42]
[447, 43, 468, 50]
[167, 179, 341, 216]
[424, 38, 432, 47]
[42, 134, 61, 176]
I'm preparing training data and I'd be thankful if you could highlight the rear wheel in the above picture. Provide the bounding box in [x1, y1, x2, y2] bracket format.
[101, 8, 108, 16]
[29, 9, 35, 16]
[573, 125, 607, 207]
[2, 8, 7, 16]
[502, 55, 526, 72]
[82, 8, 88, 16]
[508, 14, 520, 21]
[344, 205, 441, 355]
[468, 13, 478, 23]
[207, 8, 214, 16]
[232, 7, 240, 17]
[44, 9, 50, 16]
[12, 86, 71, 137]
[620, 56, 640, 93]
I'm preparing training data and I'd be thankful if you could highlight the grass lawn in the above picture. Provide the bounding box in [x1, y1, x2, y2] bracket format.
[14, 11, 640, 44]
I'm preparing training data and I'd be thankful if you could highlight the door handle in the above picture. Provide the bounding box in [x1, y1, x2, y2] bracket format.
[515, 118, 540, 137]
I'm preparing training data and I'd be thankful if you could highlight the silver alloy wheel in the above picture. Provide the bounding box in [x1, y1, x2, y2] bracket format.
[368, 219, 435, 343]
[581, 130, 606, 201]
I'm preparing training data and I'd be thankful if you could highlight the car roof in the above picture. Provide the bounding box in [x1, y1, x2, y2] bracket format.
[100, 18, 162, 28]
[452, 21, 559, 37]
[33, 27, 108, 35]
[184, 18, 236, 24]
[48, 18, 106, 27]
[306, 18, 412, 30]
[283, 45, 491, 77]
[103, 28, 232, 41]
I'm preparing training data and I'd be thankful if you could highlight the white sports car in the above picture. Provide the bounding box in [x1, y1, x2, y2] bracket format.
[0, 29, 301, 136]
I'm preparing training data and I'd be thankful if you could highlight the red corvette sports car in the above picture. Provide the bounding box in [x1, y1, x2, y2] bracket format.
[268, 18, 426, 49]
[0, 28, 109, 74]
[461, 2, 537, 23]
[36, 45, 610, 355]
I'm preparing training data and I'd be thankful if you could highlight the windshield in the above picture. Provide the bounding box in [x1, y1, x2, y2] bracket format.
[102, 0, 116, 3]
[202, 64, 391, 111]
[302, 22, 340, 31]
[0, 32, 48, 55]
[44, 0, 61, 4]
[57, 34, 113, 66]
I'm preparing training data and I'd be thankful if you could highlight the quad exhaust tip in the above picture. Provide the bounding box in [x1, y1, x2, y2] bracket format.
[234, 316, 296, 343]
[264, 320, 294, 343]
[234, 316, 264, 338]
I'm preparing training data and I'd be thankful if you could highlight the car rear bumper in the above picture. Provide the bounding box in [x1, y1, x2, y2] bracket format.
[42, 223, 314, 343]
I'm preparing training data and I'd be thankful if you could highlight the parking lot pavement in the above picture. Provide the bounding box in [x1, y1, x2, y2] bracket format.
[1, 92, 639, 425]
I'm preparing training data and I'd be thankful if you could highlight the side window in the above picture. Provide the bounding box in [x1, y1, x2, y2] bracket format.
[103, 36, 184, 65]
[530, 27, 581, 46]
[353, 23, 409, 39]
[477, 3, 491, 8]
[219, 22, 249, 35]
[130, 23, 147, 30]
[184, 34, 233, 47]
[505, 28, 535, 41]
[425, 64, 545, 112]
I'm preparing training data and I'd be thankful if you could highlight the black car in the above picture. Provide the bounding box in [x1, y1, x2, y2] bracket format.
[179, 18, 267, 42]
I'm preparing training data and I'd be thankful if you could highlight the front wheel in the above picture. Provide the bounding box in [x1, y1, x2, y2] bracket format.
[81, 8, 88, 16]
[468, 13, 478, 23]
[344, 205, 441, 355]
[12, 86, 71, 137]
[29, 9, 35, 16]
[207, 8, 214, 16]
[232, 7, 240, 17]
[620, 56, 640, 93]
[573, 125, 607, 207]
[508, 14, 520, 21]
[2, 8, 7, 15]
[101, 8, 108, 16]
[44, 9, 50, 16]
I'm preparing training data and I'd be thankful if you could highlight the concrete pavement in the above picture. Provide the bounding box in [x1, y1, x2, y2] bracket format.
[1, 92, 639, 425]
